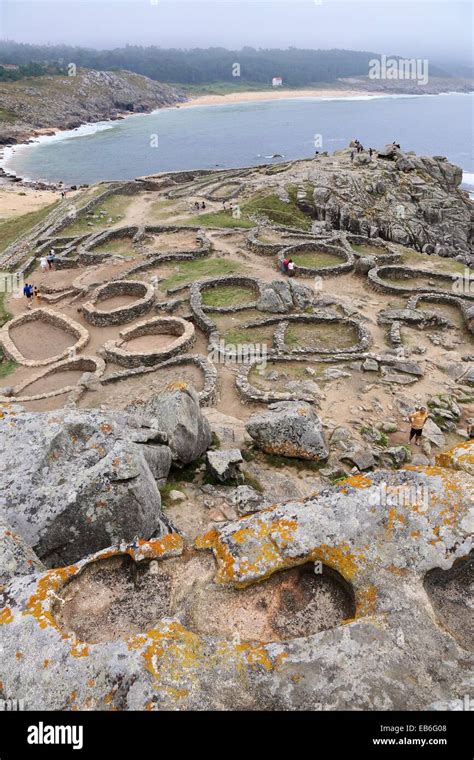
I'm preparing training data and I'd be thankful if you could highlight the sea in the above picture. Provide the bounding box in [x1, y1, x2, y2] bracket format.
[3, 92, 474, 192]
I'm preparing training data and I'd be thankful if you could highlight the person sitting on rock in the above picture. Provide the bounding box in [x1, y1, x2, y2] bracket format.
[408, 406, 429, 446]
[281, 257, 290, 273]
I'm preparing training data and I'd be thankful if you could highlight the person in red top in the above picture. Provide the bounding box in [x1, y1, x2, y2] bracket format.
[281, 257, 290, 273]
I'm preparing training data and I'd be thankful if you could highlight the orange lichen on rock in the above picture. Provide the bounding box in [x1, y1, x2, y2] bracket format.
[340, 474, 373, 490]
[355, 584, 378, 617]
[0, 607, 13, 624]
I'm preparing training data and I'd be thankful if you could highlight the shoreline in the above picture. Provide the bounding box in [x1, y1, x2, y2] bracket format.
[180, 87, 378, 107]
[1, 89, 473, 195]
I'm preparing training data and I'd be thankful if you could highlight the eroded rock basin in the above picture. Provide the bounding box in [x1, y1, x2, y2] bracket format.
[424, 552, 474, 651]
[54, 551, 355, 644]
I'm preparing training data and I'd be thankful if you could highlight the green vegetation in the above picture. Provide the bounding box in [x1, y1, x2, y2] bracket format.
[0, 200, 60, 253]
[223, 325, 273, 346]
[242, 191, 312, 230]
[184, 211, 253, 229]
[185, 187, 312, 230]
[291, 250, 343, 268]
[93, 239, 137, 257]
[0, 291, 11, 327]
[0, 107, 18, 123]
[0, 358, 17, 379]
[262, 452, 326, 472]
[243, 472, 264, 493]
[0, 62, 65, 82]
[160, 257, 244, 291]
[201, 284, 256, 308]
[62, 193, 133, 235]
[159, 480, 186, 508]
[398, 247, 474, 276]
[3, 41, 451, 87]
[0, 293, 16, 378]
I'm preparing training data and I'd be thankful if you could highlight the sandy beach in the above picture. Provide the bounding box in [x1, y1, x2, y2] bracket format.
[182, 88, 377, 107]
[0, 186, 59, 220]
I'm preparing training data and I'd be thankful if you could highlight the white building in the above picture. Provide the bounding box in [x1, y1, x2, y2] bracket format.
[272, 77, 283, 87]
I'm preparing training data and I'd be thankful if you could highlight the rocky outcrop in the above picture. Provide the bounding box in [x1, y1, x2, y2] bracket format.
[256, 279, 314, 313]
[309, 146, 472, 261]
[246, 401, 329, 461]
[0, 69, 187, 146]
[0, 453, 472, 711]
[0, 405, 172, 567]
[127, 385, 212, 465]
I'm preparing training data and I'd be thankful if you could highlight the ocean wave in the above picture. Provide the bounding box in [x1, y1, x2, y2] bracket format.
[461, 171, 474, 188]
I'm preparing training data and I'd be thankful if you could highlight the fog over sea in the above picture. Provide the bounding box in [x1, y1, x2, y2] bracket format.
[4, 92, 474, 189]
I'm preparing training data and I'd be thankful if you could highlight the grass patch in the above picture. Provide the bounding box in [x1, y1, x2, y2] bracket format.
[61, 193, 133, 235]
[0, 200, 60, 253]
[184, 188, 312, 231]
[223, 325, 273, 346]
[202, 284, 256, 308]
[0, 292, 11, 327]
[399, 247, 474, 276]
[292, 251, 343, 268]
[159, 480, 186, 508]
[262, 452, 326, 472]
[242, 191, 312, 231]
[161, 256, 245, 291]
[184, 211, 253, 229]
[243, 471, 264, 493]
[93, 239, 137, 257]
[0, 358, 17, 379]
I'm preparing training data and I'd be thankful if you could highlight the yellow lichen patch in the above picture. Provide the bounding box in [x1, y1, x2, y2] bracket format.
[355, 584, 378, 617]
[340, 474, 373, 490]
[139, 622, 203, 688]
[128, 533, 184, 561]
[23, 565, 78, 631]
[166, 382, 188, 391]
[0, 607, 13, 624]
[307, 543, 363, 582]
[70, 640, 90, 658]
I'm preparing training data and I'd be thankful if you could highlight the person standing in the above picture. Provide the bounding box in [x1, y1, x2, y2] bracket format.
[287, 259, 295, 278]
[40, 256, 48, 272]
[408, 407, 429, 446]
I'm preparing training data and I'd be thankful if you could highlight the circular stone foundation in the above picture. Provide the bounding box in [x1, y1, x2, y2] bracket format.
[53, 552, 355, 644]
[0, 308, 89, 367]
[82, 279, 155, 326]
[102, 316, 195, 367]
[279, 242, 354, 277]
[0, 355, 105, 402]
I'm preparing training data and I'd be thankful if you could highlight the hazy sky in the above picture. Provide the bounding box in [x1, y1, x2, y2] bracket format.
[0, 0, 472, 63]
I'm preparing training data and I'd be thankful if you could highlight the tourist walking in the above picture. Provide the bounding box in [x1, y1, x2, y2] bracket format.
[23, 282, 34, 309]
[408, 406, 429, 446]
[47, 250, 56, 270]
[40, 256, 48, 272]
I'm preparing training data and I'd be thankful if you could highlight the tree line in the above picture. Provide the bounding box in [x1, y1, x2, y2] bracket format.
[0, 41, 452, 85]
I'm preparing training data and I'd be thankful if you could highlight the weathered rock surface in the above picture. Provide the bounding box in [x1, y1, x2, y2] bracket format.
[0, 405, 172, 567]
[246, 401, 329, 460]
[257, 280, 313, 313]
[0, 515, 44, 585]
[0, 69, 186, 147]
[206, 449, 243, 484]
[0, 455, 472, 711]
[127, 385, 212, 465]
